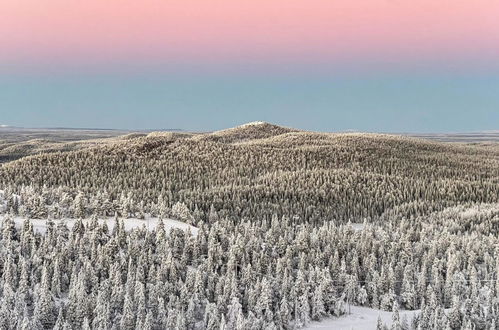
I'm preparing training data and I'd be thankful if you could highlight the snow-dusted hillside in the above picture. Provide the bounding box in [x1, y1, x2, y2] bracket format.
[0, 122, 497, 329]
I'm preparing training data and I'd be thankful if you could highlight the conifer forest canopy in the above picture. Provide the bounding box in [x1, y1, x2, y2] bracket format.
[0, 122, 498, 329]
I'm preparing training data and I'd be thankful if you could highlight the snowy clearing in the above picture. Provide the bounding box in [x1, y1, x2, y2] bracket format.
[0, 216, 198, 236]
[304, 306, 419, 330]
[349, 223, 365, 231]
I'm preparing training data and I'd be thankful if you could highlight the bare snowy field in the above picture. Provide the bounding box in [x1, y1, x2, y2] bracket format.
[0, 215, 198, 236]
[304, 306, 419, 330]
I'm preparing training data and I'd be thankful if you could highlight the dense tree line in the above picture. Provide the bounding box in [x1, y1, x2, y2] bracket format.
[0, 203, 499, 329]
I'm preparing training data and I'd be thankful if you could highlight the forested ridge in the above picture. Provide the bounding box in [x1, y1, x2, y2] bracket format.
[0, 122, 497, 223]
[0, 122, 498, 329]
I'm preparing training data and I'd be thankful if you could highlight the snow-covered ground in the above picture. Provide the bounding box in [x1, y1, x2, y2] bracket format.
[304, 306, 419, 330]
[0, 215, 198, 236]
[349, 223, 365, 231]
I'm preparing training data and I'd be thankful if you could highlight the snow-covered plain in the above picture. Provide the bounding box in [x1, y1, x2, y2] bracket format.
[0, 215, 198, 236]
[304, 306, 419, 330]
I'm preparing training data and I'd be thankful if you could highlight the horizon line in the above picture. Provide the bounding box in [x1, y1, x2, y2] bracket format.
[1, 123, 498, 136]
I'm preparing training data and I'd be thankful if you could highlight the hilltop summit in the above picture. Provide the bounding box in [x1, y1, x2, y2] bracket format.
[200, 121, 299, 143]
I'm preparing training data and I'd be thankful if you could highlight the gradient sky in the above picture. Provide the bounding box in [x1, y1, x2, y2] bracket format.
[1, 0, 498, 132]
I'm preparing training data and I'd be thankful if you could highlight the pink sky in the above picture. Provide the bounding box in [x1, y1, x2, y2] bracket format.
[1, 0, 499, 69]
